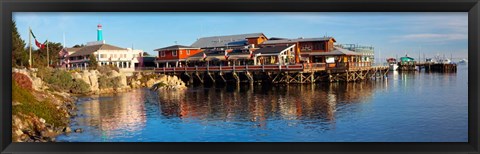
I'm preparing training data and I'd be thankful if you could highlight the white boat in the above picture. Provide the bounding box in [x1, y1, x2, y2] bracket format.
[440, 58, 452, 64]
[458, 59, 468, 65]
[386, 58, 398, 71]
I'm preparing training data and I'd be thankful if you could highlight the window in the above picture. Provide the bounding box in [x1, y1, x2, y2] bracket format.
[113, 54, 117, 58]
[160, 51, 165, 57]
[100, 54, 106, 58]
[124, 54, 127, 58]
[186, 50, 191, 55]
[313, 42, 325, 50]
[172, 50, 177, 56]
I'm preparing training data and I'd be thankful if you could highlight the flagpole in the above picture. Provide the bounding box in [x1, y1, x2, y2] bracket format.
[29, 27, 32, 68]
[47, 40, 49, 67]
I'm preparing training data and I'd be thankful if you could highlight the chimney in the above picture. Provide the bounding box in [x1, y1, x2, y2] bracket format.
[97, 24, 103, 41]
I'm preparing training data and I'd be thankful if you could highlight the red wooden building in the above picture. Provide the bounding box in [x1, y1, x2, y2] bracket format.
[154, 45, 201, 68]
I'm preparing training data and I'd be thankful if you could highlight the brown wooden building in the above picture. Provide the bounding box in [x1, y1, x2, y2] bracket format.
[261, 37, 336, 63]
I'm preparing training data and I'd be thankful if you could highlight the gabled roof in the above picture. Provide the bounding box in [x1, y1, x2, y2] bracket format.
[65, 47, 82, 52]
[154, 45, 199, 51]
[253, 45, 294, 55]
[187, 51, 227, 61]
[306, 47, 360, 56]
[67, 44, 126, 57]
[191, 33, 265, 48]
[262, 37, 335, 45]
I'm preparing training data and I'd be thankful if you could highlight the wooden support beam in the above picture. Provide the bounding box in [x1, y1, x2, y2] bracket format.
[218, 72, 227, 83]
[245, 71, 254, 84]
[207, 72, 215, 83]
[233, 72, 240, 84]
[195, 72, 203, 84]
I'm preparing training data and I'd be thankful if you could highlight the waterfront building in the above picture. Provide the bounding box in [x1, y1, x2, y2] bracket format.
[252, 45, 296, 65]
[191, 33, 267, 50]
[59, 24, 144, 72]
[261, 37, 336, 63]
[154, 45, 202, 68]
[335, 44, 375, 63]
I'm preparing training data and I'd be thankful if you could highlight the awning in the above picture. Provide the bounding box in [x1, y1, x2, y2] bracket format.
[229, 55, 251, 60]
[205, 56, 225, 61]
[304, 47, 361, 56]
[186, 57, 204, 61]
[155, 59, 186, 63]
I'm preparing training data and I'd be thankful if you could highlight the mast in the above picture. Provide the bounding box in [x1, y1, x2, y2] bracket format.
[47, 40, 49, 67]
[29, 27, 32, 68]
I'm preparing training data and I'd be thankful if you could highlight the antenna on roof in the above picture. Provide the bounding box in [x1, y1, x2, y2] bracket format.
[63, 32, 66, 48]
[174, 41, 178, 45]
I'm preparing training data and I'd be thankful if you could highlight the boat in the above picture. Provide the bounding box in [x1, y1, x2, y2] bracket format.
[458, 59, 468, 65]
[439, 58, 452, 64]
[386, 58, 398, 71]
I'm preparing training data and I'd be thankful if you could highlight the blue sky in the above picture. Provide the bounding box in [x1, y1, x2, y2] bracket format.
[14, 12, 468, 62]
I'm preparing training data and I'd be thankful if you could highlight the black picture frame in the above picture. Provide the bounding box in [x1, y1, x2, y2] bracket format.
[1, 0, 479, 154]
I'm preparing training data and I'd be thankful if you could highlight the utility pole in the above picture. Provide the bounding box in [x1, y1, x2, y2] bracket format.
[47, 40, 49, 67]
[29, 27, 32, 68]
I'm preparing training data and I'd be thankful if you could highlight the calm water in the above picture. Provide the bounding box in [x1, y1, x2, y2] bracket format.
[57, 65, 468, 142]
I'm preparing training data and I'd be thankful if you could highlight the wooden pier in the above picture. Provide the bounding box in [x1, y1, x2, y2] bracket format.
[398, 62, 457, 72]
[136, 62, 389, 85]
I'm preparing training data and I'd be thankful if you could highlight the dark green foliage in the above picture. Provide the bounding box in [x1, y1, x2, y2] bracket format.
[12, 20, 28, 67]
[98, 76, 122, 89]
[36, 67, 90, 94]
[12, 81, 67, 127]
[97, 65, 119, 74]
[72, 44, 85, 48]
[88, 54, 98, 70]
[31, 41, 63, 68]
[140, 74, 158, 84]
[70, 79, 91, 94]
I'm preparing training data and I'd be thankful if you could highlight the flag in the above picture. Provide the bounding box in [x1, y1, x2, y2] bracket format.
[249, 49, 253, 59]
[224, 50, 229, 60]
[58, 48, 69, 58]
[30, 29, 46, 49]
[202, 52, 207, 61]
[35, 39, 46, 49]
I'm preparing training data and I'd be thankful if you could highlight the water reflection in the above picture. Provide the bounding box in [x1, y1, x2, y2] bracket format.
[76, 90, 148, 138]
[155, 81, 383, 130]
[58, 66, 467, 142]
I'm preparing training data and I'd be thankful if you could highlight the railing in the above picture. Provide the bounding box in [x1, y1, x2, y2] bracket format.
[325, 62, 372, 70]
[134, 62, 379, 73]
[148, 64, 308, 73]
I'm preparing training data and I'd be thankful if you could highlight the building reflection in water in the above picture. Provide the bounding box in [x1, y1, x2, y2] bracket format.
[155, 81, 383, 131]
[78, 89, 148, 139]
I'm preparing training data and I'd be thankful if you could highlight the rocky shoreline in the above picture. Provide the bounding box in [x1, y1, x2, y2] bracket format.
[12, 67, 186, 142]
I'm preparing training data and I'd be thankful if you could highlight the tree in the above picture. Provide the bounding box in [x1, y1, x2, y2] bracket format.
[88, 54, 98, 70]
[12, 20, 28, 67]
[142, 52, 150, 56]
[72, 44, 85, 48]
[31, 41, 63, 68]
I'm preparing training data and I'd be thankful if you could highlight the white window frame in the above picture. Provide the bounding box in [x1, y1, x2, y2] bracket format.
[172, 50, 177, 56]
[160, 51, 165, 57]
[186, 49, 191, 55]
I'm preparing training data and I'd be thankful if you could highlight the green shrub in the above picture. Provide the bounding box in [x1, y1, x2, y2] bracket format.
[70, 79, 91, 94]
[97, 65, 119, 74]
[37, 68, 91, 94]
[12, 81, 67, 127]
[98, 75, 122, 89]
[43, 69, 74, 92]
